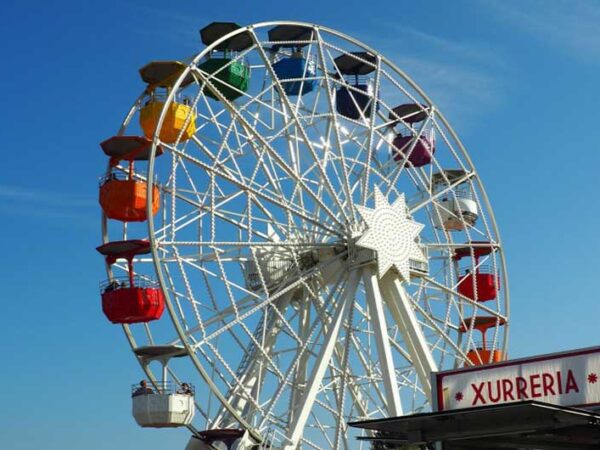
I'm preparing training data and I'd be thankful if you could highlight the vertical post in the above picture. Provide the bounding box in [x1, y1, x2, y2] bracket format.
[362, 266, 402, 416]
[161, 359, 168, 394]
[284, 270, 359, 449]
[382, 276, 438, 401]
[127, 257, 135, 288]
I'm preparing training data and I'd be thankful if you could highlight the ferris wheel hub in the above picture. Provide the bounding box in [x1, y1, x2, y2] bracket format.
[356, 187, 426, 280]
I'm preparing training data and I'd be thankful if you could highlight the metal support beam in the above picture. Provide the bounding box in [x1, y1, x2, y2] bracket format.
[283, 270, 360, 449]
[381, 275, 437, 402]
[362, 266, 402, 416]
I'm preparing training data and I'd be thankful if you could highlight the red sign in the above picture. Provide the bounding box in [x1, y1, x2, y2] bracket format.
[435, 346, 600, 411]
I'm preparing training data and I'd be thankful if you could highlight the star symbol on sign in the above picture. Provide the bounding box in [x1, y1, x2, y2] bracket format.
[455, 392, 464, 402]
[356, 187, 426, 280]
[588, 373, 598, 384]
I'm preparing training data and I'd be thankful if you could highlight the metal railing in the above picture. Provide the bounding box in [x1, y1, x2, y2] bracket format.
[100, 275, 159, 293]
[438, 188, 474, 201]
[98, 170, 158, 187]
[142, 90, 194, 105]
[409, 257, 429, 275]
[459, 264, 493, 277]
[131, 381, 195, 397]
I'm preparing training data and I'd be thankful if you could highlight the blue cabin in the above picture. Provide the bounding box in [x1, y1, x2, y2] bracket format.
[269, 25, 316, 97]
[334, 52, 379, 120]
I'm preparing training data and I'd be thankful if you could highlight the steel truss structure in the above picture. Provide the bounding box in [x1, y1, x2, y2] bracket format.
[102, 21, 509, 450]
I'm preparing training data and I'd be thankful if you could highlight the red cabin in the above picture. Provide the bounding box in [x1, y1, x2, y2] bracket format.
[98, 136, 162, 222]
[97, 240, 165, 324]
[459, 316, 506, 366]
[454, 242, 500, 302]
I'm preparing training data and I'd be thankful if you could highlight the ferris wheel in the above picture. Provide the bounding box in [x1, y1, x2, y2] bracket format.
[97, 21, 509, 450]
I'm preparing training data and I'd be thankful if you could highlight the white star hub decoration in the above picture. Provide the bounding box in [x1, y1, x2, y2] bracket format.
[356, 187, 426, 280]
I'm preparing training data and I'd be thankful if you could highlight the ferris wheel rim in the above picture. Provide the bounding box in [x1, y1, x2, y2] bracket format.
[96, 19, 515, 447]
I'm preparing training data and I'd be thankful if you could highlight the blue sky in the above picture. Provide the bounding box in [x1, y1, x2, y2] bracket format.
[1, 0, 599, 448]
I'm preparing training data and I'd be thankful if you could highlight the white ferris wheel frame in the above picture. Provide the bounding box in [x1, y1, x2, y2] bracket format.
[102, 20, 510, 449]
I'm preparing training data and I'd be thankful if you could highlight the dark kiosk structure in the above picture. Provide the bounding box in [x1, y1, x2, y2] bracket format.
[349, 401, 600, 449]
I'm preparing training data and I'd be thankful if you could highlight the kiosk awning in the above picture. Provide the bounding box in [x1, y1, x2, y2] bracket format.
[349, 401, 600, 449]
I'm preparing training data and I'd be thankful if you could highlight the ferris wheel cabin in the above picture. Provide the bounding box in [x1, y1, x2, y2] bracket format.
[186, 429, 252, 450]
[242, 224, 295, 292]
[97, 240, 165, 324]
[334, 52, 379, 120]
[244, 251, 292, 292]
[132, 346, 195, 428]
[199, 22, 252, 101]
[454, 241, 500, 302]
[389, 103, 435, 168]
[98, 135, 165, 324]
[269, 25, 316, 97]
[139, 60, 197, 144]
[459, 316, 507, 366]
[431, 169, 478, 230]
[98, 136, 161, 222]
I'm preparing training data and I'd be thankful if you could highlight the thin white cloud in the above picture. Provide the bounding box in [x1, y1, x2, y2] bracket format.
[0, 185, 96, 226]
[353, 23, 508, 128]
[124, 4, 202, 51]
[379, 23, 506, 69]
[0, 185, 94, 208]
[0, 204, 96, 223]
[479, 0, 600, 61]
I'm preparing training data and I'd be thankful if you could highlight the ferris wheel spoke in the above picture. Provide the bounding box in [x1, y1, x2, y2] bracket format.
[190, 256, 346, 352]
[286, 274, 352, 430]
[166, 291, 265, 346]
[255, 284, 346, 437]
[360, 56, 381, 206]
[183, 137, 300, 239]
[214, 293, 294, 427]
[194, 67, 348, 232]
[316, 38, 361, 222]
[251, 30, 352, 226]
[167, 145, 342, 236]
[408, 304, 470, 363]
[284, 269, 359, 449]
[422, 275, 507, 320]
[243, 122, 298, 204]
[312, 295, 390, 414]
[155, 187, 267, 244]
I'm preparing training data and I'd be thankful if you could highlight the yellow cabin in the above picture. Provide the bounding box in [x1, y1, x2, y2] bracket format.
[138, 61, 197, 144]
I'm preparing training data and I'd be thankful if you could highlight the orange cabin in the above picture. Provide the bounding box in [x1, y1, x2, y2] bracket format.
[99, 177, 160, 222]
[98, 136, 162, 222]
[460, 316, 507, 366]
[97, 240, 165, 324]
[465, 348, 506, 366]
